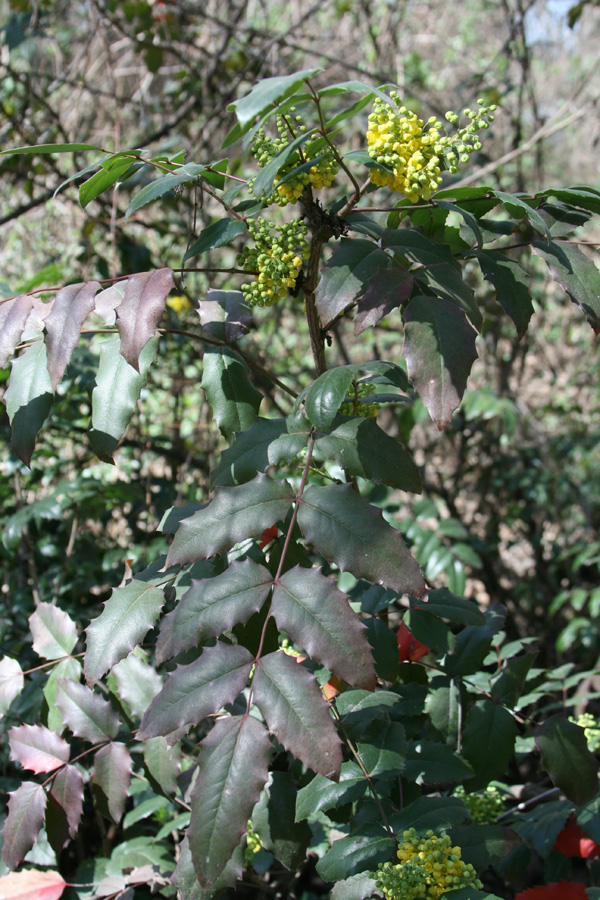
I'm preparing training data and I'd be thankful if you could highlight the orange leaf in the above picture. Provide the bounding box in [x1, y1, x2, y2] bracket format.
[553, 814, 600, 858]
[397, 622, 429, 662]
[0, 869, 67, 900]
[515, 881, 588, 900]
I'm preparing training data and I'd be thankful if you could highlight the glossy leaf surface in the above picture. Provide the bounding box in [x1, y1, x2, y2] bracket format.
[2, 782, 47, 869]
[29, 603, 78, 661]
[92, 742, 132, 824]
[55, 679, 120, 743]
[201, 346, 262, 441]
[115, 268, 173, 369]
[535, 715, 599, 805]
[8, 724, 69, 774]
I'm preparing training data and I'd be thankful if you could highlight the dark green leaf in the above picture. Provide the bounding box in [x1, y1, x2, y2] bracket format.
[295, 761, 366, 820]
[449, 824, 525, 872]
[316, 825, 395, 881]
[126, 168, 207, 220]
[116, 268, 173, 370]
[403, 294, 478, 430]
[55, 678, 120, 743]
[252, 650, 343, 778]
[188, 715, 271, 886]
[315, 238, 390, 326]
[435, 199, 484, 249]
[420, 589, 485, 626]
[89, 335, 158, 464]
[535, 715, 599, 805]
[461, 699, 519, 790]
[229, 68, 322, 126]
[298, 483, 425, 596]
[211, 415, 309, 486]
[476, 250, 535, 338]
[5, 339, 53, 466]
[578, 797, 600, 843]
[389, 796, 471, 833]
[2, 142, 103, 154]
[356, 721, 406, 777]
[538, 186, 600, 217]
[156, 559, 273, 662]
[491, 653, 537, 707]
[509, 799, 572, 857]
[304, 366, 357, 429]
[405, 608, 455, 655]
[382, 229, 482, 330]
[2, 782, 47, 868]
[443, 606, 506, 677]
[85, 559, 167, 684]
[139, 643, 253, 739]
[92, 742, 131, 824]
[79, 154, 137, 207]
[252, 772, 312, 869]
[354, 266, 414, 335]
[201, 346, 262, 441]
[403, 740, 474, 784]
[184, 218, 247, 262]
[426, 677, 462, 747]
[166, 473, 295, 566]
[172, 836, 244, 900]
[443, 890, 504, 900]
[532, 239, 600, 333]
[143, 737, 181, 798]
[365, 618, 400, 682]
[492, 189, 550, 238]
[272, 566, 376, 688]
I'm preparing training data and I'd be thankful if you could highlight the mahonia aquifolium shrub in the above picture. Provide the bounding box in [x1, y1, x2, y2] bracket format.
[339, 381, 380, 417]
[570, 713, 600, 752]
[367, 93, 496, 202]
[250, 109, 338, 206]
[375, 829, 482, 899]
[453, 785, 505, 824]
[237, 216, 309, 306]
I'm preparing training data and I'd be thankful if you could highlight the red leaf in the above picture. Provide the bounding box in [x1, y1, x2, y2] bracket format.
[8, 724, 70, 774]
[397, 622, 429, 662]
[515, 882, 588, 900]
[0, 869, 67, 900]
[116, 268, 173, 370]
[553, 814, 600, 858]
[2, 782, 47, 869]
[259, 524, 278, 549]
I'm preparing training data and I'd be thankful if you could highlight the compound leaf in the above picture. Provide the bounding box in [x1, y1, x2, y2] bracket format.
[166, 473, 295, 566]
[188, 715, 271, 887]
[156, 559, 273, 663]
[252, 650, 343, 779]
[139, 643, 253, 740]
[403, 294, 478, 429]
[298, 483, 425, 597]
[272, 566, 375, 689]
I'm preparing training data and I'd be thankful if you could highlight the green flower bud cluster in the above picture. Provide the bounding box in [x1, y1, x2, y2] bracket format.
[454, 785, 505, 824]
[375, 829, 482, 899]
[339, 382, 380, 418]
[244, 820, 263, 864]
[570, 713, 600, 752]
[366, 92, 496, 203]
[250, 110, 338, 206]
[237, 217, 309, 307]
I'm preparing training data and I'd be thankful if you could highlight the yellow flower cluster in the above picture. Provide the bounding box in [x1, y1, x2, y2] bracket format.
[339, 382, 380, 418]
[250, 111, 338, 206]
[166, 294, 192, 314]
[570, 712, 600, 752]
[244, 820, 263, 864]
[375, 829, 482, 900]
[366, 92, 495, 203]
[454, 785, 505, 824]
[237, 217, 309, 307]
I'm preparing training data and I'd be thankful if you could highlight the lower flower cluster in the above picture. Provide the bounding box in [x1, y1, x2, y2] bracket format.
[375, 829, 482, 899]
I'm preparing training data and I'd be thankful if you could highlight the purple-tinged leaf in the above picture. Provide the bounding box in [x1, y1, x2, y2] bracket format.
[201, 346, 262, 442]
[315, 238, 390, 327]
[44, 281, 100, 389]
[94, 282, 126, 326]
[403, 294, 478, 430]
[84, 561, 167, 685]
[8, 724, 69, 774]
[156, 559, 273, 663]
[272, 567, 375, 689]
[532, 239, 600, 333]
[46, 764, 84, 852]
[166, 473, 295, 567]
[43, 658, 82, 734]
[315, 416, 422, 493]
[139, 643, 253, 740]
[55, 678, 120, 743]
[172, 836, 244, 900]
[198, 288, 253, 342]
[188, 715, 271, 887]
[116, 268, 173, 370]
[476, 250, 534, 338]
[29, 602, 78, 661]
[0, 868, 67, 900]
[143, 737, 181, 797]
[0, 656, 24, 719]
[0, 294, 33, 367]
[253, 651, 343, 779]
[354, 266, 414, 335]
[298, 483, 425, 597]
[89, 335, 157, 463]
[535, 714, 599, 805]
[2, 782, 47, 869]
[112, 652, 163, 717]
[92, 742, 132, 824]
[4, 339, 53, 466]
